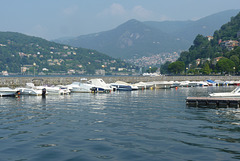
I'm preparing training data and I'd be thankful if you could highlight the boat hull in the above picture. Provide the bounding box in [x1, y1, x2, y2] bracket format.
[19, 88, 43, 96]
[209, 93, 240, 97]
[0, 87, 19, 97]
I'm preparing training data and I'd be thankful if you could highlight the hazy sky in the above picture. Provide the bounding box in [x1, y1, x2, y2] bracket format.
[1, 0, 240, 40]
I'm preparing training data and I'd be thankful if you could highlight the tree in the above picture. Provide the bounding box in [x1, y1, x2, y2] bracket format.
[230, 55, 239, 68]
[168, 61, 185, 74]
[192, 34, 209, 47]
[160, 61, 171, 74]
[216, 58, 235, 74]
[201, 62, 211, 75]
[146, 67, 158, 73]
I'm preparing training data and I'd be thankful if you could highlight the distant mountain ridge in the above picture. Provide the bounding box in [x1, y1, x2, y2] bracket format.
[54, 9, 240, 59]
[144, 9, 240, 41]
[55, 19, 190, 59]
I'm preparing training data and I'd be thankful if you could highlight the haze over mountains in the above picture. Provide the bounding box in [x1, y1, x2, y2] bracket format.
[54, 9, 240, 59]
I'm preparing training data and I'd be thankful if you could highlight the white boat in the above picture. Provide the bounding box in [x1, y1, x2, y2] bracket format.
[0, 87, 19, 97]
[179, 81, 190, 87]
[150, 81, 172, 89]
[18, 87, 45, 96]
[142, 73, 161, 77]
[21, 83, 70, 95]
[196, 81, 209, 87]
[209, 87, 240, 97]
[87, 79, 112, 92]
[42, 86, 71, 95]
[66, 82, 94, 93]
[18, 83, 46, 96]
[133, 82, 153, 89]
[188, 81, 198, 87]
[111, 81, 138, 91]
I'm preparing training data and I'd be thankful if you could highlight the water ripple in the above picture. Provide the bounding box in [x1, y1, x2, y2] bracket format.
[1, 87, 240, 160]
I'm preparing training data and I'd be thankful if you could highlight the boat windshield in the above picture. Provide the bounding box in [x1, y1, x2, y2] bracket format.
[232, 87, 240, 93]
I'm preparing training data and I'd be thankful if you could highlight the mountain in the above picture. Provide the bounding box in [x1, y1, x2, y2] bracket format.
[55, 10, 240, 60]
[144, 9, 240, 42]
[55, 19, 190, 59]
[0, 32, 133, 75]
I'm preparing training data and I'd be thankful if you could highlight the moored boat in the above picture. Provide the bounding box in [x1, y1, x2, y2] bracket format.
[88, 79, 112, 93]
[0, 87, 19, 97]
[66, 81, 94, 93]
[111, 81, 138, 91]
[209, 87, 240, 97]
[18, 83, 47, 96]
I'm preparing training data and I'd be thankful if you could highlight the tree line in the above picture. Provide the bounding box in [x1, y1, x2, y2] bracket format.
[160, 12, 240, 75]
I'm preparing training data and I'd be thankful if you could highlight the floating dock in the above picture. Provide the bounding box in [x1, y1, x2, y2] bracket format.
[186, 97, 240, 108]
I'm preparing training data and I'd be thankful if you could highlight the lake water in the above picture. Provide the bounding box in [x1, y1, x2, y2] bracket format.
[1, 86, 240, 161]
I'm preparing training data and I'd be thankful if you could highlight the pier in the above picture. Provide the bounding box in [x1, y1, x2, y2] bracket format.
[186, 97, 240, 108]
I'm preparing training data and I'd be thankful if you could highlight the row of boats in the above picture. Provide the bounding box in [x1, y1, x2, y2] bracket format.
[0, 78, 240, 97]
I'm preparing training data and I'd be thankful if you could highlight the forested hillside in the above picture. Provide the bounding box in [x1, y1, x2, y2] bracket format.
[163, 12, 240, 75]
[0, 32, 133, 75]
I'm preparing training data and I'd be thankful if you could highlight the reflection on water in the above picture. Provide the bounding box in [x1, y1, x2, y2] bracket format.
[1, 87, 240, 160]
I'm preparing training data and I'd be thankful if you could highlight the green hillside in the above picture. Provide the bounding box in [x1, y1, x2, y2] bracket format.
[164, 12, 240, 75]
[0, 32, 133, 75]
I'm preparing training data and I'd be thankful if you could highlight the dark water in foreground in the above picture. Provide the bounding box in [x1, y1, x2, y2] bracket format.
[1, 86, 240, 161]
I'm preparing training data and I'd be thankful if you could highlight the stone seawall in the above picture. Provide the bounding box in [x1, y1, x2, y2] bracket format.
[1, 76, 240, 87]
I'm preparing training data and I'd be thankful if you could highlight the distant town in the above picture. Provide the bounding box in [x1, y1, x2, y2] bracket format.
[125, 52, 180, 67]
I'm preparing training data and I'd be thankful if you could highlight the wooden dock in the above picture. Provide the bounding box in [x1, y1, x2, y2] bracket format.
[186, 97, 240, 108]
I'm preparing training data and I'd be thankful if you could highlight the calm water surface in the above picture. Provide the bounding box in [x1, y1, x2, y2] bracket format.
[1, 86, 240, 161]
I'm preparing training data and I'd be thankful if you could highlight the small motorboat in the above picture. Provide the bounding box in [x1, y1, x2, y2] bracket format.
[0, 87, 19, 97]
[111, 81, 138, 91]
[88, 79, 112, 93]
[66, 81, 94, 93]
[110, 84, 132, 91]
[209, 87, 240, 97]
[18, 83, 46, 96]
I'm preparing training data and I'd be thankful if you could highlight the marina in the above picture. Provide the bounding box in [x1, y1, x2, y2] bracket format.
[1, 75, 240, 87]
[1, 76, 240, 98]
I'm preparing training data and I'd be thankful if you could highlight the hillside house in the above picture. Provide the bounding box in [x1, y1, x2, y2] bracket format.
[68, 69, 75, 74]
[42, 68, 49, 71]
[19, 52, 28, 57]
[195, 58, 210, 66]
[2, 71, 8, 76]
[110, 67, 116, 70]
[212, 56, 223, 65]
[196, 59, 201, 66]
[207, 36, 213, 41]
[221, 40, 239, 50]
[95, 69, 105, 76]
[118, 68, 126, 71]
[63, 46, 69, 50]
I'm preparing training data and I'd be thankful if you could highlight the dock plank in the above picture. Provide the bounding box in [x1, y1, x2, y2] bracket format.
[186, 97, 240, 108]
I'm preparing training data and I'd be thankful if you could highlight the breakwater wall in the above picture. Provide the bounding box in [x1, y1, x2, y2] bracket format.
[1, 76, 240, 87]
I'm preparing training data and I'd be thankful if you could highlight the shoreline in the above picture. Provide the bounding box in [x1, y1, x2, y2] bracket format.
[1, 75, 240, 87]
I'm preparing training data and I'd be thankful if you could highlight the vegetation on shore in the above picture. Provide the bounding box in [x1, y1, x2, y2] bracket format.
[0, 32, 135, 75]
[161, 12, 240, 75]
